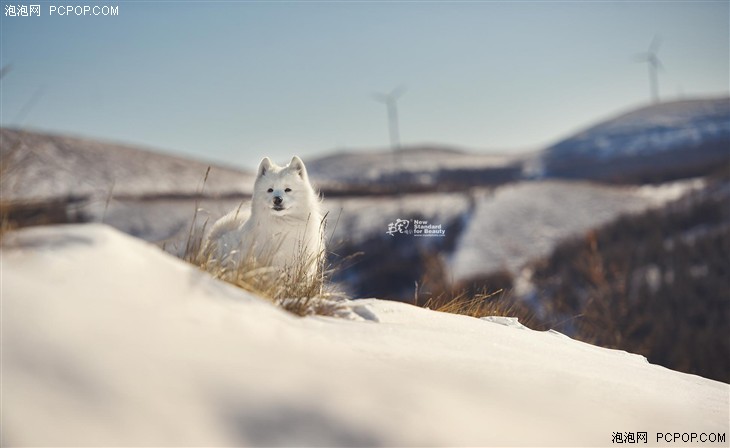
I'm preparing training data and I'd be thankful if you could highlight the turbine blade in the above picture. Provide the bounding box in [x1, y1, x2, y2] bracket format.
[390, 84, 407, 100]
[649, 35, 662, 54]
[0, 64, 11, 79]
[632, 53, 650, 62]
[371, 92, 388, 103]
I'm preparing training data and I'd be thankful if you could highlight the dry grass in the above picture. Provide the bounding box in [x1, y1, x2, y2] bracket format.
[0, 209, 13, 244]
[423, 288, 540, 329]
[426, 288, 502, 316]
[416, 252, 539, 328]
[180, 172, 348, 318]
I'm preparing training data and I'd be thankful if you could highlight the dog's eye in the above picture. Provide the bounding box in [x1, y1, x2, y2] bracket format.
[285, 188, 291, 193]
[267, 188, 273, 193]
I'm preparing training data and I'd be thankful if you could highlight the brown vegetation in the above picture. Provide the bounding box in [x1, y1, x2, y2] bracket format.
[529, 178, 730, 382]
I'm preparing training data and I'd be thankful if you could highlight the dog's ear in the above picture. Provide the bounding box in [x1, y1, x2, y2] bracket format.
[288, 156, 308, 179]
[258, 157, 273, 177]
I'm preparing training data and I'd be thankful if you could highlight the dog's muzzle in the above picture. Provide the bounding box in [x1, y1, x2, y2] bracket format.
[272, 196, 284, 211]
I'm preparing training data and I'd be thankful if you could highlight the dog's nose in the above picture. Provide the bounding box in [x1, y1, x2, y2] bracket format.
[273, 196, 283, 205]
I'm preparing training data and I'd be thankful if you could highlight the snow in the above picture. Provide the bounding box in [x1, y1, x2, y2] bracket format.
[545, 97, 730, 161]
[2, 224, 727, 446]
[449, 179, 703, 281]
[587, 97, 730, 134]
[634, 177, 706, 205]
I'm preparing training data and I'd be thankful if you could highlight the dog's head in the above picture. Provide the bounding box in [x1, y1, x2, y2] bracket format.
[253, 156, 314, 217]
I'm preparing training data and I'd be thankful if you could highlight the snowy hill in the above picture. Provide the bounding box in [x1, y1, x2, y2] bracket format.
[0, 128, 255, 202]
[448, 179, 704, 283]
[542, 97, 730, 182]
[307, 145, 526, 193]
[2, 224, 727, 446]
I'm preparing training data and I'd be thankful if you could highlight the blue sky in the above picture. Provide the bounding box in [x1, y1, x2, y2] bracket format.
[2, 1, 728, 169]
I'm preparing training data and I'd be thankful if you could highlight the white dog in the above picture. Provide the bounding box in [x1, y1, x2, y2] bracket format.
[203, 156, 324, 278]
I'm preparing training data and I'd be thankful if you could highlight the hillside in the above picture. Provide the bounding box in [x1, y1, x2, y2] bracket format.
[0, 128, 255, 202]
[306, 145, 527, 193]
[523, 173, 730, 382]
[2, 224, 727, 446]
[323, 178, 702, 300]
[448, 179, 703, 282]
[541, 97, 730, 183]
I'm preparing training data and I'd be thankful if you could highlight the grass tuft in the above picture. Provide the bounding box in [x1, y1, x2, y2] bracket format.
[423, 287, 539, 329]
[416, 252, 539, 328]
[0, 207, 14, 244]
[182, 202, 348, 317]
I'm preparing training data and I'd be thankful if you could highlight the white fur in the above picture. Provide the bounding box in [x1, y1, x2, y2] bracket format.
[203, 156, 324, 277]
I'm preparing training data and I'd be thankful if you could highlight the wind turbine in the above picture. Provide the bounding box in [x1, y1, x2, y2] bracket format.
[372, 85, 407, 190]
[635, 36, 664, 104]
[372, 85, 406, 149]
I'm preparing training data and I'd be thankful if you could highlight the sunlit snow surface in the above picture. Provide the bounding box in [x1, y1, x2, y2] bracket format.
[2, 224, 727, 447]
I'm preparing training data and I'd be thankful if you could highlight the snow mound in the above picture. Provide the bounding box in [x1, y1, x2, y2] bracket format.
[481, 315, 530, 330]
[2, 224, 727, 446]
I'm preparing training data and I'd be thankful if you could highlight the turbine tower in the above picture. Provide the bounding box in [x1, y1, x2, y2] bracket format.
[372, 85, 407, 192]
[372, 85, 406, 150]
[635, 36, 664, 104]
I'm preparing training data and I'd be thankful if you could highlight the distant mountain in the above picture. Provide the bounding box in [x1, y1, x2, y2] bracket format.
[541, 97, 730, 183]
[307, 145, 527, 194]
[1, 128, 254, 202]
